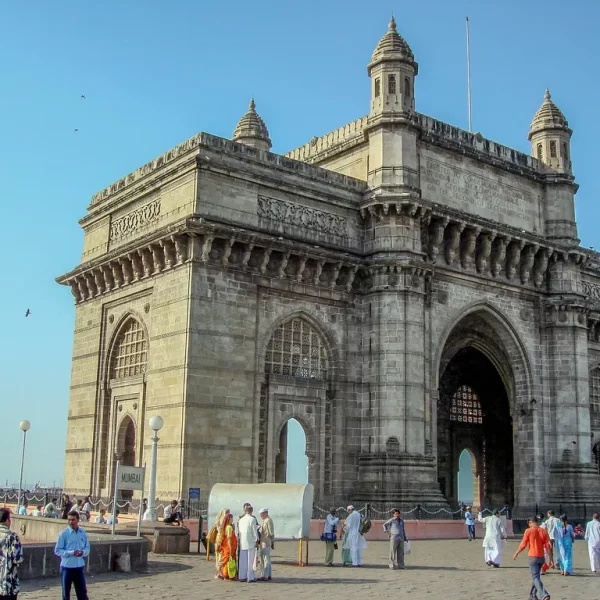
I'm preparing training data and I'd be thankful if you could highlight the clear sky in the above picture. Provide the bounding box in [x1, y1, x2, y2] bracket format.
[1, 0, 599, 489]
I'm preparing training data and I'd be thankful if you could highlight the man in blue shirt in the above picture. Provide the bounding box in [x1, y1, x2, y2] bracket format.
[465, 506, 476, 541]
[54, 511, 90, 600]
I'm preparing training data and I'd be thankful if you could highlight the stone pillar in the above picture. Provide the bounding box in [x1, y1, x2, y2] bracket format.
[545, 254, 600, 509]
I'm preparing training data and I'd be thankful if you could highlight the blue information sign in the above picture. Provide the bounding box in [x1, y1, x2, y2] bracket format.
[189, 487, 200, 500]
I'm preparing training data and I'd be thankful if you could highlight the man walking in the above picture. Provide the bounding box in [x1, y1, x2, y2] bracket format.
[584, 512, 600, 572]
[342, 505, 367, 567]
[323, 508, 340, 566]
[383, 509, 408, 570]
[478, 509, 507, 567]
[258, 508, 275, 581]
[513, 516, 551, 600]
[0, 509, 24, 600]
[542, 510, 560, 569]
[465, 506, 476, 541]
[238, 505, 259, 583]
[54, 511, 90, 600]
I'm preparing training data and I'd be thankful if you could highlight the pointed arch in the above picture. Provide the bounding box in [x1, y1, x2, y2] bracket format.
[116, 414, 137, 466]
[434, 301, 534, 410]
[263, 312, 335, 381]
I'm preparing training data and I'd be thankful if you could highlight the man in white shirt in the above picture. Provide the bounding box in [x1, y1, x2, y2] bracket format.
[323, 508, 340, 566]
[238, 505, 259, 582]
[585, 512, 600, 572]
[30, 505, 43, 517]
[342, 505, 367, 567]
[542, 510, 560, 569]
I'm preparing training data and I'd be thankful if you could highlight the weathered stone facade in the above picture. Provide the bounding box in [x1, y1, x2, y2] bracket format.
[58, 19, 600, 512]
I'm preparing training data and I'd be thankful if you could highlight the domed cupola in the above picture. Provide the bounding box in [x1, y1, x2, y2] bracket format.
[232, 99, 272, 151]
[367, 17, 418, 117]
[528, 89, 572, 173]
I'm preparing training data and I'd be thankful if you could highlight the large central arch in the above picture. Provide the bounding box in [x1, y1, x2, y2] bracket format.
[434, 303, 536, 509]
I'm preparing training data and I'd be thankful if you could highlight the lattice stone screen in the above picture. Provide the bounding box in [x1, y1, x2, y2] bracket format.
[111, 319, 147, 379]
[265, 318, 328, 379]
[590, 368, 600, 410]
[450, 385, 483, 424]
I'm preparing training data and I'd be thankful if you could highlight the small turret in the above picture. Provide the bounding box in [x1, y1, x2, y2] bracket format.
[528, 89, 572, 174]
[232, 99, 272, 151]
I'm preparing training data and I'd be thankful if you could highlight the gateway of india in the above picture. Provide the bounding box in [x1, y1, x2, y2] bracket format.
[58, 18, 600, 513]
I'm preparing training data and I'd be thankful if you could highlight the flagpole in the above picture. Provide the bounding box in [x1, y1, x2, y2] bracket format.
[466, 16, 473, 132]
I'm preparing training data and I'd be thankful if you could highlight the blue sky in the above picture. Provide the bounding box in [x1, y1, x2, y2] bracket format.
[1, 0, 599, 488]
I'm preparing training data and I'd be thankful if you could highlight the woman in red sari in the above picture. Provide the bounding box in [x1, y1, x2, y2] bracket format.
[217, 513, 238, 580]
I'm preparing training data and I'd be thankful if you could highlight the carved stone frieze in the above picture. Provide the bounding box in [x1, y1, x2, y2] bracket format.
[109, 198, 161, 241]
[257, 195, 348, 237]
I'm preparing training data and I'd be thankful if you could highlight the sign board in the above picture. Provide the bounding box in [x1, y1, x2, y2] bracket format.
[189, 487, 200, 500]
[116, 465, 145, 491]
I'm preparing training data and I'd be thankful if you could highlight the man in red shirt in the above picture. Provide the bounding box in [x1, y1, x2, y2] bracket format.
[513, 517, 552, 600]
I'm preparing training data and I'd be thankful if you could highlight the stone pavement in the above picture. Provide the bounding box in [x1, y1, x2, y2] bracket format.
[19, 539, 599, 600]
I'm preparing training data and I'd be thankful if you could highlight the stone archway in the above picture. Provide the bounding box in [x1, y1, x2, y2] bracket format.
[115, 416, 136, 503]
[275, 418, 308, 483]
[435, 306, 534, 509]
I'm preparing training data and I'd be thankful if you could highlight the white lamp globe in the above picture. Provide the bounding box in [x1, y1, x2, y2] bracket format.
[19, 420, 31, 432]
[148, 415, 164, 432]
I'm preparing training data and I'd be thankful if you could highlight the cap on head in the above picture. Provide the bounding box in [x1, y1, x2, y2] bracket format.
[347, 505, 354, 511]
[259, 508, 268, 514]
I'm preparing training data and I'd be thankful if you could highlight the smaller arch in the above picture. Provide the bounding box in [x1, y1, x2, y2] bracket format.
[105, 310, 149, 382]
[116, 415, 136, 467]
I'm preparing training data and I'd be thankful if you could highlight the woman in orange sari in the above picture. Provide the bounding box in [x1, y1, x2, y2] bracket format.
[217, 513, 238, 580]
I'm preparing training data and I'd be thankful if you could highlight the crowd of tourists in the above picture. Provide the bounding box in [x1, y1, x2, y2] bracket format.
[1, 500, 600, 599]
[463, 506, 600, 600]
[16, 494, 121, 525]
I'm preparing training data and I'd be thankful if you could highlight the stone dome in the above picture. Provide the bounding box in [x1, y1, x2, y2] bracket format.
[232, 99, 272, 150]
[528, 89, 570, 139]
[369, 17, 417, 73]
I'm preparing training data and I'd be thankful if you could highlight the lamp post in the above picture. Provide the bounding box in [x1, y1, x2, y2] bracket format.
[17, 420, 31, 513]
[143, 415, 163, 521]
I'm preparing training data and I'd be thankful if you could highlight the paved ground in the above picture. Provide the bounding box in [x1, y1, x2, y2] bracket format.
[20, 539, 599, 600]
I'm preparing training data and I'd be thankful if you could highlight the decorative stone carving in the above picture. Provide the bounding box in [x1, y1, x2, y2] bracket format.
[506, 240, 524, 280]
[460, 227, 479, 270]
[109, 314, 115, 324]
[109, 198, 161, 241]
[533, 249, 549, 287]
[296, 257, 307, 283]
[257, 195, 348, 237]
[313, 260, 325, 286]
[160, 239, 175, 269]
[583, 281, 600, 302]
[428, 218, 447, 263]
[445, 223, 465, 265]
[139, 248, 152, 278]
[172, 235, 187, 265]
[260, 248, 272, 274]
[111, 262, 123, 289]
[330, 262, 342, 288]
[222, 239, 235, 267]
[93, 270, 104, 296]
[476, 232, 494, 274]
[200, 236, 214, 263]
[278, 252, 290, 279]
[241, 243, 254, 268]
[520, 245, 537, 285]
[491, 237, 507, 278]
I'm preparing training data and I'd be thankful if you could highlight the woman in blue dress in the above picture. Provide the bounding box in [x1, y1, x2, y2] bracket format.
[555, 514, 575, 575]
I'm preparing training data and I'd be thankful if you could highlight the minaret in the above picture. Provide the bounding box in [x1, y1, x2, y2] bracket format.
[365, 17, 419, 196]
[367, 16, 418, 118]
[232, 99, 272, 151]
[528, 89, 572, 174]
[529, 89, 577, 244]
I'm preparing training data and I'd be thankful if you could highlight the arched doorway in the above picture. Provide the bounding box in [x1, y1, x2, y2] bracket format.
[275, 418, 308, 484]
[438, 346, 514, 509]
[116, 416, 136, 503]
[457, 448, 480, 508]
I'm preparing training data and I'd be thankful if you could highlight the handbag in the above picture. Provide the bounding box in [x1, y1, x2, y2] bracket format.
[404, 540, 411, 554]
[227, 556, 236, 579]
[320, 519, 337, 542]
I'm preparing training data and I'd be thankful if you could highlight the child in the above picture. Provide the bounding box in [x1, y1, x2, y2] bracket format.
[574, 523, 584, 540]
[95, 509, 107, 524]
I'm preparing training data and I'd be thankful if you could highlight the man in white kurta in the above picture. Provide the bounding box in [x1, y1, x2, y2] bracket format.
[584, 512, 600, 572]
[478, 510, 506, 567]
[238, 506, 259, 582]
[342, 505, 367, 567]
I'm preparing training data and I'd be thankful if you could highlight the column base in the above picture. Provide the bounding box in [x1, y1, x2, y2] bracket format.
[546, 461, 600, 514]
[354, 452, 449, 509]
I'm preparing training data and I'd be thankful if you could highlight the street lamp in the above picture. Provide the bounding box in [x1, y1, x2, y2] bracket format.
[17, 420, 31, 514]
[143, 415, 163, 521]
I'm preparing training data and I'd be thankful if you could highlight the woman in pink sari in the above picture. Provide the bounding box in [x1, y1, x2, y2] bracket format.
[217, 513, 238, 580]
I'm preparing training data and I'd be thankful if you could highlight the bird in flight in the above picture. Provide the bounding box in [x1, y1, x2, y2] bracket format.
[25, 309, 31, 317]
[81, 95, 85, 99]
[74, 128, 79, 132]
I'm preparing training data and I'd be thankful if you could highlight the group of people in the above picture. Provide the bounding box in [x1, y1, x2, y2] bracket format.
[466, 507, 600, 600]
[0, 506, 91, 600]
[208, 503, 275, 583]
[17, 495, 120, 525]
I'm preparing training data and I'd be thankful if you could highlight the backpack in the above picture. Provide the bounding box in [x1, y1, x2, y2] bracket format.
[360, 518, 372, 534]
